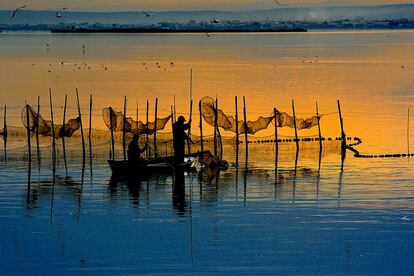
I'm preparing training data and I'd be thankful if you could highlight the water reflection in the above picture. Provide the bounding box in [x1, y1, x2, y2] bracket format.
[172, 171, 187, 216]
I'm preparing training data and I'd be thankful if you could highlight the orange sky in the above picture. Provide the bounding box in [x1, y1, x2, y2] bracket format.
[0, 0, 411, 11]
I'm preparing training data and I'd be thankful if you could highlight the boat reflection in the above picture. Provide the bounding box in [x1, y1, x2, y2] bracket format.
[22, 149, 347, 220]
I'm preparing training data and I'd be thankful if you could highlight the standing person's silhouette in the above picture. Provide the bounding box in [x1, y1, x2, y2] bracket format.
[172, 116, 191, 164]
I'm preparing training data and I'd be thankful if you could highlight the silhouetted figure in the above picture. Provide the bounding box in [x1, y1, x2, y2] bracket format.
[172, 116, 191, 164]
[128, 133, 147, 162]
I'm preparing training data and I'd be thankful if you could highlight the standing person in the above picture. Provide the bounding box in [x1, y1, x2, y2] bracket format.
[128, 133, 147, 162]
[172, 116, 191, 164]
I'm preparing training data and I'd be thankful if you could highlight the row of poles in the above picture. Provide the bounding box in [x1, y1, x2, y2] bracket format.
[24, 88, 89, 179]
[19, 92, 347, 167]
[197, 96, 347, 164]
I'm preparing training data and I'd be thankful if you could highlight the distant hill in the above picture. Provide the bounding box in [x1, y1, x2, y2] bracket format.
[1, 4, 414, 25]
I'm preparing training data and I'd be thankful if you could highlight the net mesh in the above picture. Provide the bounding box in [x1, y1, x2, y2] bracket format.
[102, 107, 172, 134]
[200, 96, 319, 134]
[21, 105, 81, 139]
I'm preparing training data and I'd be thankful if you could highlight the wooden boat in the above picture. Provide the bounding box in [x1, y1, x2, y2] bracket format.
[108, 152, 203, 177]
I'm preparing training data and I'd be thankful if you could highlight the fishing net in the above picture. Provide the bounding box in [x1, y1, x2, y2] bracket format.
[200, 96, 319, 134]
[21, 105, 81, 139]
[102, 107, 172, 134]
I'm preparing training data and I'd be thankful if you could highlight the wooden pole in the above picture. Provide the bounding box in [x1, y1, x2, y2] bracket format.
[25, 102, 32, 176]
[235, 96, 239, 166]
[89, 94, 93, 142]
[214, 97, 218, 156]
[199, 100, 203, 152]
[62, 94, 68, 175]
[171, 105, 174, 156]
[49, 89, 56, 173]
[136, 100, 139, 135]
[109, 107, 115, 160]
[188, 69, 193, 154]
[89, 94, 93, 164]
[235, 96, 239, 145]
[122, 96, 127, 160]
[173, 94, 176, 123]
[243, 96, 248, 162]
[188, 100, 193, 154]
[316, 101, 322, 149]
[408, 108, 410, 155]
[75, 89, 86, 163]
[291, 100, 299, 150]
[154, 98, 158, 154]
[36, 97, 40, 165]
[146, 100, 150, 158]
[274, 108, 278, 151]
[3, 105, 7, 163]
[337, 100, 346, 150]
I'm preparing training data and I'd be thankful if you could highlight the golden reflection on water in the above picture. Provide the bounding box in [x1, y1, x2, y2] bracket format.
[0, 30, 414, 154]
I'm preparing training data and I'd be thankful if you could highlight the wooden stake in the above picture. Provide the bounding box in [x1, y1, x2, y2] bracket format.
[3, 105, 7, 163]
[171, 105, 174, 156]
[291, 100, 299, 150]
[154, 98, 158, 154]
[408, 108, 410, 155]
[214, 97, 218, 156]
[337, 100, 346, 150]
[274, 108, 278, 151]
[109, 107, 115, 160]
[235, 96, 239, 166]
[62, 94, 68, 175]
[136, 101, 139, 135]
[89, 94, 93, 141]
[199, 100, 203, 152]
[316, 101, 322, 149]
[89, 94, 93, 169]
[235, 96, 239, 145]
[188, 99, 193, 154]
[49, 89, 56, 172]
[36, 97, 40, 165]
[146, 100, 150, 158]
[173, 94, 176, 123]
[25, 102, 32, 176]
[188, 69, 193, 154]
[243, 96, 248, 163]
[122, 96, 127, 160]
[75, 89, 86, 163]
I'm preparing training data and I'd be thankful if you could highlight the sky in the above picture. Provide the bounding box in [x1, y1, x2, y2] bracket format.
[0, 0, 412, 11]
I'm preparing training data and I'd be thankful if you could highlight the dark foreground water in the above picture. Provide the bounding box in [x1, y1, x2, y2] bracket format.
[1, 144, 414, 275]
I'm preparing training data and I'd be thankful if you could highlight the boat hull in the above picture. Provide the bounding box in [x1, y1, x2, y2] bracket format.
[107, 152, 204, 178]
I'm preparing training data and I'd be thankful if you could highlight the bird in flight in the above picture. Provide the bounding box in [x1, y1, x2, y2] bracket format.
[273, 0, 285, 7]
[11, 5, 26, 20]
[142, 11, 153, 17]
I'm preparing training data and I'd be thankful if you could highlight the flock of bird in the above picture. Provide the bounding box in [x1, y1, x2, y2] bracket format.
[141, 61, 176, 71]
[9, 1, 286, 20]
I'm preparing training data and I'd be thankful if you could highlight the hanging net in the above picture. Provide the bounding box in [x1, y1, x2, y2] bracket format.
[102, 107, 172, 134]
[200, 96, 319, 135]
[21, 105, 81, 139]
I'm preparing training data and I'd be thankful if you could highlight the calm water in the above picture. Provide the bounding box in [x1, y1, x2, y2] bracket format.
[1, 30, 414, 274]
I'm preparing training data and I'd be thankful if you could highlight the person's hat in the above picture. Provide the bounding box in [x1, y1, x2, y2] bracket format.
[177, 116, 186, 122]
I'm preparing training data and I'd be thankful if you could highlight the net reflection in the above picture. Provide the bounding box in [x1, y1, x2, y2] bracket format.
[22, 147, 348, 220]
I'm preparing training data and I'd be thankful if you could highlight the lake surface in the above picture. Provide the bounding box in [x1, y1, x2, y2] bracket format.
[1, 30, 414, 274]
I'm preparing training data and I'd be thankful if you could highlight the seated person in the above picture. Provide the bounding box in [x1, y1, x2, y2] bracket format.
[127, 133, 148, 162]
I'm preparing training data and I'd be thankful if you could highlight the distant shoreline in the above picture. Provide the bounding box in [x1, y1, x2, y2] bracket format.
[50, 28, 308, 34]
